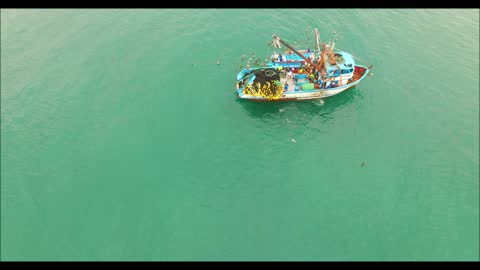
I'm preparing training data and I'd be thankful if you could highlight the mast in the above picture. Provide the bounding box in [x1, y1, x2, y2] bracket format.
[314, 28, 320, 52]
[272, 34, 324, 75]
[318, 43, 327, 78]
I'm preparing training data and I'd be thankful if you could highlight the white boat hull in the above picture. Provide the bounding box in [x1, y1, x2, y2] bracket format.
[237, 66, 369, 102]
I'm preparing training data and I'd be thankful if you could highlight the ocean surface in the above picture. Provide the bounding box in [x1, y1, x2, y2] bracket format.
[1, 9, 479, 261]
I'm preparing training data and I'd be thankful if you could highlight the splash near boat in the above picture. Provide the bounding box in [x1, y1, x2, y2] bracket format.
[235, 29, 372, 101]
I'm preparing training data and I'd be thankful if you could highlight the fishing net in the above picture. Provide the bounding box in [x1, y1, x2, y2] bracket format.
[242, 69, 284, 100]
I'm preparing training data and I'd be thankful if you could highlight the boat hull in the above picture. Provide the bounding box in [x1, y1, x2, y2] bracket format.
[236, 65, 370, 102]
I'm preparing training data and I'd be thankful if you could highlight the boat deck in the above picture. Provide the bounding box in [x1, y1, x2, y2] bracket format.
[279, 73, 315, 93]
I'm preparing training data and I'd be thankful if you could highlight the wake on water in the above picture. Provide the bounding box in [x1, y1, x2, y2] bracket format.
[313, 99, 325, 106]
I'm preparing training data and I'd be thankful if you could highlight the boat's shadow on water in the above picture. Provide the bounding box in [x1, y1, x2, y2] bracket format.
[236, 87, 365, 124]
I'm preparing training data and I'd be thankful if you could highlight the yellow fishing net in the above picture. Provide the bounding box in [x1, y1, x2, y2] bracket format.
[242, 80, 284, 100]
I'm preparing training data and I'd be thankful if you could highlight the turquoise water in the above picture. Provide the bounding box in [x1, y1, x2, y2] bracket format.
[1, 9, 478, 261]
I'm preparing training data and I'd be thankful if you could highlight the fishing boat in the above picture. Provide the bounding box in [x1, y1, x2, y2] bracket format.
[235, 29, 372, 101]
